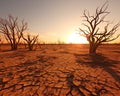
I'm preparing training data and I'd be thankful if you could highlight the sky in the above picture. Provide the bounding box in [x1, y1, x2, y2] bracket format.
[0, 0, 120, 43]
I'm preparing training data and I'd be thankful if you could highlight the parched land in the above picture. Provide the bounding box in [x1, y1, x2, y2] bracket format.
[0, 44, 120, 96]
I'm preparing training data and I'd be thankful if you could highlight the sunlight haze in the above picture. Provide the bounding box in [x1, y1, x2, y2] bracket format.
[0, 0, 120, 43]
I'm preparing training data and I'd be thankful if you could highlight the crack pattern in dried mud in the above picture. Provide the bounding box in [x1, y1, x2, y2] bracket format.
[0, 46, 120, 96]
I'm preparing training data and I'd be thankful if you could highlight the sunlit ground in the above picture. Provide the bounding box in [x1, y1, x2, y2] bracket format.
[0, 44, 120, 96]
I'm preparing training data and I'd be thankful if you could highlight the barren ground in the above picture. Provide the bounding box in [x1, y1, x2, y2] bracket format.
[0, 44, 120, 96]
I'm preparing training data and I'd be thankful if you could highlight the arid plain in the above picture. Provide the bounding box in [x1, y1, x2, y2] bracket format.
[0, 44, 120, 96]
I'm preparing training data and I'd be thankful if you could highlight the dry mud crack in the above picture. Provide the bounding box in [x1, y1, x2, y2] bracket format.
[0, 45, 120, 96]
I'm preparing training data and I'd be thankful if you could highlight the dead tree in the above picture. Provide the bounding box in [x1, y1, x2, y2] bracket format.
[22, 34, 38, 51]
[79, 3, 120, 54]
[0, 15, 27, 50]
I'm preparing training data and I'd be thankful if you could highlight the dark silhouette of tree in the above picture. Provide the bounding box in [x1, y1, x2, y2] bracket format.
[22, 34, 38, 51]
[79, 3, 120, 54]
[0, 15, 27, 50]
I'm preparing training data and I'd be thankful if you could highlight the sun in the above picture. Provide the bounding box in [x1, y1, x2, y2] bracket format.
[67, 32, 88, 44]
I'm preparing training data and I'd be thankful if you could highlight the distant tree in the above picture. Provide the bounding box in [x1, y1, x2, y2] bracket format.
[22, 34, 38, 51]
[0, 15, 27, 50]
[57, 39, 65, 44]
[79, 3, 120, 54]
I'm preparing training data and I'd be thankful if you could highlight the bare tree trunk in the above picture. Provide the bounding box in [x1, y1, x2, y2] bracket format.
[28, 43, 33, 51]
[89, 43, 99, 54]
[10, 43, 18, 50]
[89, 44, 96, 54]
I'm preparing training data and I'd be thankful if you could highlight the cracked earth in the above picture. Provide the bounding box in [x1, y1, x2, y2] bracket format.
[0, 44, 120, 96]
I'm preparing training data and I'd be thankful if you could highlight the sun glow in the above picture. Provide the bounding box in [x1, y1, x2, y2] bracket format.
[67, 32, 88, 44]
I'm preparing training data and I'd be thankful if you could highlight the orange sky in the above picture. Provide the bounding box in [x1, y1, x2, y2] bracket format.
[0, 0, 120, 43]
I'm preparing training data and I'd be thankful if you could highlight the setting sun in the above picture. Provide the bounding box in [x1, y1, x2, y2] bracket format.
[67, 32, 88, 44]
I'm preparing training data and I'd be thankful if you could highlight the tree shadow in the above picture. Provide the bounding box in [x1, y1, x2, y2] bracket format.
[112, 50, 120, 53]
[75, 53, 120, 83]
